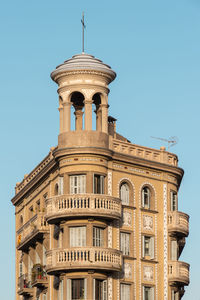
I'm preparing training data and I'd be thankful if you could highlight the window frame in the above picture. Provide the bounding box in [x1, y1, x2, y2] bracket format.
[93, 226, 104, 247]
[142, 187, 151, 209]
[120, 182, 130, 205]
[143, 286, 154, 300]
[142, 235, 154, 259]
[120, 232, 130, 256]
[69, 226, 86, 247]
[120, 283, 131, 300]
[93, 174, 105, 194]
[67, 278, 87, 300]
[93, 278, 107, 300]
[170, 191, 178, 211]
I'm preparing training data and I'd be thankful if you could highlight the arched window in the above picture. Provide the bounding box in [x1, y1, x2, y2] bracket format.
[20, 215, 23, 226]
[142, 187, 151, 209]
[120, 183, 129, 205]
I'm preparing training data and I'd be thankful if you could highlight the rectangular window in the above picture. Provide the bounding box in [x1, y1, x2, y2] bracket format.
[58, 280, 63, 300]
[120, 232, 130, 256]
[171, 240, 178, 261]
[143, 286, 154, 300]
[170, 191, 178, 211]
[94, 175, 104, 194]
[94, 279, 107, 300]
[70, 175, 86, 194]
[70, 226, 86, 247]
[93, 227, 104, 247]
[142, 236, 154, 259]
[67, 279, 87, 300]
[120, 283, 130, 300]
[36, 200, 40, 212]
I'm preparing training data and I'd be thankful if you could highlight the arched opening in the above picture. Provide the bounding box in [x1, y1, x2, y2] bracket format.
[92, 93, 102, 131]
[20, 215, 23, 226]
[54, 183, 59, 196]
[70, 92, 85, 131]
[120, 182, 130, 205]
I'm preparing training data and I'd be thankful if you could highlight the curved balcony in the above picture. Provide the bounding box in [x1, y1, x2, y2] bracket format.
[168, 211, 189, 237]
[17, 213, 49, 251]
[168, 261, 190, 286]
[46, 247, 122, 274]
[46, 194, 122, 223]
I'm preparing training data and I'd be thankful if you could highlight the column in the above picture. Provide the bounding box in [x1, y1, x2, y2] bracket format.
[101, 104, 109, 134]
[95, 105, 102, 131]
[74, 106, 84, 131]
[63, 102, 71, 132]
[84, 99, 93, 130]
[58, 105, 63, 133]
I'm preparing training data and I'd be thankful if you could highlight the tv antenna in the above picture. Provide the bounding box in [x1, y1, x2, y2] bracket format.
[151, 136, 178, 151]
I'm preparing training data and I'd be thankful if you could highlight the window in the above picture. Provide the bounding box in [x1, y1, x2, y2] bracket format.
[36, 200, 40, 212]
[67, 279, 87, 300]
[142, 187, 151, 209]
[142, 236, 154, 259]
[94, 174, 104, 194]
[120, 183, 129, 205]
[170, 191, 178, 211]
[120, 232, 130, 256]
[70, 226, 86, 247]
[42, 293, 47, 300]
[58, 280, 63, 300]
[120, 284, 130, 300]
[94, 279, 107, 300]
[143, 286, 154, 300]
[70, 175, 86, 194]
[171, 240, 178, 261]
[35, 251, 41, 264]
[171, 290, 179, 300]
[93, 227, 104, 247]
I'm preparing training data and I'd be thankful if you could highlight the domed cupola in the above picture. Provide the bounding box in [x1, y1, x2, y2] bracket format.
[51, 53, 116, 149]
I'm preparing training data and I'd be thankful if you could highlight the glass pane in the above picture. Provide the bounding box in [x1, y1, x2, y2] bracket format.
[72, 279, 84, 300]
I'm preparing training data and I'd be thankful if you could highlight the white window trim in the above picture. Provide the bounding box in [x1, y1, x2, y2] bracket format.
[120, 232, 130, 256]
[70, 175, 86, 194]
[120, 283, 131, 300]
[70, 226, 86, 247]
[93, 279, 107, 300]
[120, 183, 129, 205]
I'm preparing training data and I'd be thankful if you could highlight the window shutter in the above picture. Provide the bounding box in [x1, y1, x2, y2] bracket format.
[170, 192, 173, 211]
[70, 176, 74, 194]
[103, 280, 107, 300]
[59, 177, 63, 195]
[70, 227, 74, 247]
[150, 287, 154, 300]
[43, 245, 46, 265]
[142, 236, 145, 258]
[84, 279, 87, 300]
[175, 194, 178, 211]
[67, 279, 71, 300]
[150, 237, 154, 259]
[142, 189, 145, 208]
[142, 286, 145, 300]
[100, 176, 104, 194]
[175, 291, 179, 300]
[93, 279, 95, 300]
[82, 226, 86, 246]
[60, 280, 63, 300]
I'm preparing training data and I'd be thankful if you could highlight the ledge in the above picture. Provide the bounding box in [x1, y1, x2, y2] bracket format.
[168, 211, 189, 237]
[168, 261, 190, 286]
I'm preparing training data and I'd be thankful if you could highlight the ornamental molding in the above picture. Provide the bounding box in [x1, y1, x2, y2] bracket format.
[124, 263, 132, 279]
[108, 277, 112, 300]
[108, 171, 112, 196]
[123, 211, 132, 227]
[143, 266, 154, 281]
[163, 183, 168, 300]
[143, 215, 153, 231]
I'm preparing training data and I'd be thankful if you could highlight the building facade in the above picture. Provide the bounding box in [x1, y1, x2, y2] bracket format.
[12, 53, 189, 300]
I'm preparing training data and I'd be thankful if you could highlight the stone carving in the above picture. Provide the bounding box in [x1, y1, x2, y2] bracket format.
[143, 266, 153, 281]
[108, 225, 112, 248]
[108, 277, 112, 300]
[143, 215, 153, 231]
[124, 263, 132, 279]
[123, 212, 132, 227]
[108, 171, 112, 196]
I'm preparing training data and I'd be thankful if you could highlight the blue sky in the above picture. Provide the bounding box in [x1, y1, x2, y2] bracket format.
[1, 0, 200, 299]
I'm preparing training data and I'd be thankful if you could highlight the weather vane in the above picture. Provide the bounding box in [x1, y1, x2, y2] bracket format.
[81, 12, 86, 53]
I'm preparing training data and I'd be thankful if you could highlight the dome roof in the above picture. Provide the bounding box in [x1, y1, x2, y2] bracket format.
[51, 53, 116, 82]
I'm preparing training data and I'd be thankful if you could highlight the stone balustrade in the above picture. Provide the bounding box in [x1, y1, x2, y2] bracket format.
[46, 247, 122, 274]
[112, 139, 178, 166]
[46, 194, 122, 223]
[168, 261, 190, 286]
[18, 274, 33, 296]
[168, 211, 189, 237]
[17, 213, 49, 250]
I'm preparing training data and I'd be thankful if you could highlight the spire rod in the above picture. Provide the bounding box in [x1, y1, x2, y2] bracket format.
[81, 12, 86, 53]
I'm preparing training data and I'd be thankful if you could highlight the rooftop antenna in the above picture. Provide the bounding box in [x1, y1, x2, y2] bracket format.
[151, 136, 178, 151]
[81, 12, 86, 53]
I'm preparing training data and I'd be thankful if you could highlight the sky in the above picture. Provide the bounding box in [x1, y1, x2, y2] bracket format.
[0, 0, 200, 299]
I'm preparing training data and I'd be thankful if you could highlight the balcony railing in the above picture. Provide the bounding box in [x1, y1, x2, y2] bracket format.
[17, 212, 49, 250]
[46, 194, 122, 223]
[18, 274, 33, 296]
[31, 264, 48, 287]
[46, 247, 122, 274]
[168, 261, 190, 286]
[168, 211, 189, 237]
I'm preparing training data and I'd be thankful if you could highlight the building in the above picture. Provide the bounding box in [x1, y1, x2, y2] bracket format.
[12, 53, 189, 300]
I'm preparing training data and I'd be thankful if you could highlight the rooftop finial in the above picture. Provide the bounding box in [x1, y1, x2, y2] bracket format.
[81, 12, 86, 53]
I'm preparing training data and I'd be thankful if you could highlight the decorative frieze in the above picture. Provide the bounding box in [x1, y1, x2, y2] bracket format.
[143, 215, 153, 231]
[143, 266, 154, 281]
[124, 263, 132, 279]
[123, 211, 132, 227]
